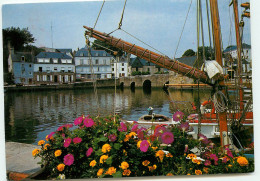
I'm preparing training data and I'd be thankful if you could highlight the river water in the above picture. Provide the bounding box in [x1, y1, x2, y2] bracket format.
[4, 88, 211, 145]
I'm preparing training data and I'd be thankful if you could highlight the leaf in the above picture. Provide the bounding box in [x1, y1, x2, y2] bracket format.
[95, 149, 103, 156]
[113, 143, 121, 150]
[106, 156, 113, 165]
[99, 136, 108, 142]
[112, 171, 122, 178]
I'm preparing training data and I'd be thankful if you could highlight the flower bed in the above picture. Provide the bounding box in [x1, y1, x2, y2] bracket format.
[33, 113, 254, 179]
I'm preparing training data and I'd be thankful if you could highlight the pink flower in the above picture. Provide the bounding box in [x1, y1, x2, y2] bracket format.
[86, 147, 93, 157]
[140, 140, 150, 152]
[65, 124, 73, 128]
[172, 111, 184, 122]
[118, 122, 127, 132]
[64, 138, 72, 148]
[204, 159, 211, 166]
[225, 148, 233, 158]
[84, 118, 94, 127]
[161, 132, 174, 144]
[137, 127, 147, 140]
[209, 154, 218, 162]
[131, 124, 139, 132]
[184, 144, 188, 153]
[73, 137, 82, 144]
[154, 126, 166, 137]
[64, 154, 74, 166]
[108, 134, 117, 142]
[178, 122, 189, 132]
[198, 133, 211, 145]
[47, 132, 55, 139]
[74, 117, 83, 125]
[57, 125, 64, 132]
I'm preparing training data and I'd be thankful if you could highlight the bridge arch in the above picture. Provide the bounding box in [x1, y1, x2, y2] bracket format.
[143, 79, 152, 90]
[130, 82, 135, 90]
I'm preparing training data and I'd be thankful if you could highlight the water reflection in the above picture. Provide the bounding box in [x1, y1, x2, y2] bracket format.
[4, 88, 211, 144]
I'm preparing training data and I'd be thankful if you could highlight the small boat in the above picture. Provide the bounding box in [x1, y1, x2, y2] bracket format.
[138, 114, 171, 122]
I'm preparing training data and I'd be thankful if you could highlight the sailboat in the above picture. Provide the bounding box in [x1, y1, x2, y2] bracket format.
[83, 0, 253, 148]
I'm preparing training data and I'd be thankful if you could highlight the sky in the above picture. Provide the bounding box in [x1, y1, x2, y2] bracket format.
[1, 0, 251, 58]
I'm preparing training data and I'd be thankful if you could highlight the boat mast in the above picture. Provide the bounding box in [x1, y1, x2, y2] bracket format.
[232, 0, 244, 112]
[209, 0, 229, 147]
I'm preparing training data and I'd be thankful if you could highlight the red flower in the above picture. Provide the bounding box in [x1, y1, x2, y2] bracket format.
[84, 118, 94, 127]
[73, 137, 82, 144]
[140, 140, 150, 152]
[74, 116, 83, 125]
[161, 132, 174, 144]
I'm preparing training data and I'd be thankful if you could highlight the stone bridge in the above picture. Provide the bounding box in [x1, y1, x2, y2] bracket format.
[119, 74, 170, 88]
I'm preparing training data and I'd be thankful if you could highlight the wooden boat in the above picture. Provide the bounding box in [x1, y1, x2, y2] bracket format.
[138, 114, 171, 122]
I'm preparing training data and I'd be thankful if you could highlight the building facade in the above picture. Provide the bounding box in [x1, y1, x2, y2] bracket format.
[74, 47, 113, 80]
[12, 52, 34, 84]
[34, 52, 75, 84]
[112, 54, 130, 78]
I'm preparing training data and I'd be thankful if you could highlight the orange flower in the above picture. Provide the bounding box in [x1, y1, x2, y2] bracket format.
[105, 167, 116, 175]
[100, 155, 109, 164]
[203, 167, 209, 174]
[123, 169, 131, 176]
[57, 163, 65, 172]
[123, 149, 127, 156]
[129, 132, 137, 137]
[97, 168, 104, 177]
[166, 173, 173, 176]
[195, 169, 202, 175]
[166, 153, 173, 157]
[55, 150, 62, 157]
[102, 144, 111, 153]
[124, 135, 131, 142]
[148, 164, 157, 172]
[155, 150, 165, 162]
[187, 153, 197, 159]
[90, 160, 97, 167]
[142, 160, 150, 166]
[38, 140, 45, 146]
[44, 144, 50, 150]
[120, 161, 129, 170]
[237, 156, 249, 166]
[152, 146, 158, 151]
[137, 141, 142, 148]
[32, 149, 40, 157]
[192, 158, 201, 165]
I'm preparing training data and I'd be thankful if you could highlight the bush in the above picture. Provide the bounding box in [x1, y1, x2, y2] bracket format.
[141, 71, 150, 75]
[131, 71, 142, 76]
[33, 113, 254, 179]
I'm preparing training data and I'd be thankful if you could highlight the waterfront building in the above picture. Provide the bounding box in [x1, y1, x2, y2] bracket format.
[112, 54, 130, 78]
[57, 49, 73, 57]
[74, 46, 113, 80]
[12, 51, 34, 84]
[33, 52, 75, 84]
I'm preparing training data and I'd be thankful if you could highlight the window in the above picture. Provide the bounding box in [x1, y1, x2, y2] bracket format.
[29, 64, 32, 68]
[29, 72, 32, 75]
[122, 63, 124, 66]
[38, 59, 43, 63]
[53, 59, 58, 63]
[122, 68, 124, 71]
[37, 75, 40, 81]
[61, 59, 66, 64]
[95, 53, 99, 56]
[97, 67, 100, 72]
[95, 59, 99, 65]
[68, 67, 72, 73]
[61, 67, 65, 72]
[103, 53, 106, 56]
[44, 59, 50, 63]
[67, 60, 72, 64]
[21, 56, 25, 61]
[147, 68, 150, 72]
[103, 59, 106, 65]
[80, 53, 84, 56]
[112, 68, 114, 71]
[39, 67, 42, 72]
[54, 67, 58, 71]
[46, 67, 50, 72]
[80, 59, 84, 65]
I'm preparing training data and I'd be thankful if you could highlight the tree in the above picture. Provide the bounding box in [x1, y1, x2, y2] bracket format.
[182, 49, 195, 57]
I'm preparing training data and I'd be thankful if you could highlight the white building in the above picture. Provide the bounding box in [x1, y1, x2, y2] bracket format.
[74, 47, 114, 80]
[34, 52, 75, 84]
[112, 54, 130, 78]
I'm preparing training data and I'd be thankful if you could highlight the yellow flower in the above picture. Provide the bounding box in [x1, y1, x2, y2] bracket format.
[137, 140, 142, 148]
[152, 147, 158, 151]
[38, 140, 45, 146]
[97, 168, 104, 177]
[195, 169, 202, 175]
[155, 150, 165, 162]
[100, 155, 109, 164]
[57, 163, 65, 172]
[187, 173, 191, 175]
[45, 135, 49, 141]
[187, 153, 197, 159]
[32, 149, 40, 157]
[105, 167, 116, 175]
[44, 144, 50, 150]
[123, 149, 127, 156]
[120, 161, 129, 170]
[55, 150, 62, 157]
[237, 156, 249, 166]
[123, 169, 131, 176]
[148, 164, 157, 172]
[166, 153, 173, 157]
[166, 173, 173, 176]
[142, 160, 150, 166]
[102, 144, 111, 153]
[129, 132, 137, 137]
[90, 160, 97, 167]
[124, 135, 131, 142]
[228, 164, 232, 167]
[192, 158, 201, 165]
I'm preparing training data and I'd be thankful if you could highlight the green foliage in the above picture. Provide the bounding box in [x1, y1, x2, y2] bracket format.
[141, 71, 150, 75]
[131, 71, 142, 76]
[33, 114, 254, 179]
[182, 49, 196, 57]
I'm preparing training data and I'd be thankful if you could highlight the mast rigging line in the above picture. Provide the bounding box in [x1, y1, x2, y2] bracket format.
[93, 0, 106, 29]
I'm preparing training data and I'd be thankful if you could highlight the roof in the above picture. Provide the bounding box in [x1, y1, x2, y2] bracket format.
[175, 56, 197, 67]
[36, 52, 72, 59]
[223, 44, 251, 53]
[11, 52, 35, 63]
[130, 57, 163, 68]
[74, 46, 112, 57]
[130, 57, 144, 68]
[57, 49, 72, 53]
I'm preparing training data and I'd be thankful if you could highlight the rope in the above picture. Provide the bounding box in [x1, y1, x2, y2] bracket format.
[199, 0, 206, 62]
[205, 0, 213, 59]
[118, 0, 128, 29]
[173, 0, 193, 60]
[212, 91, 228, 113]
[93, 0, 106, 29]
